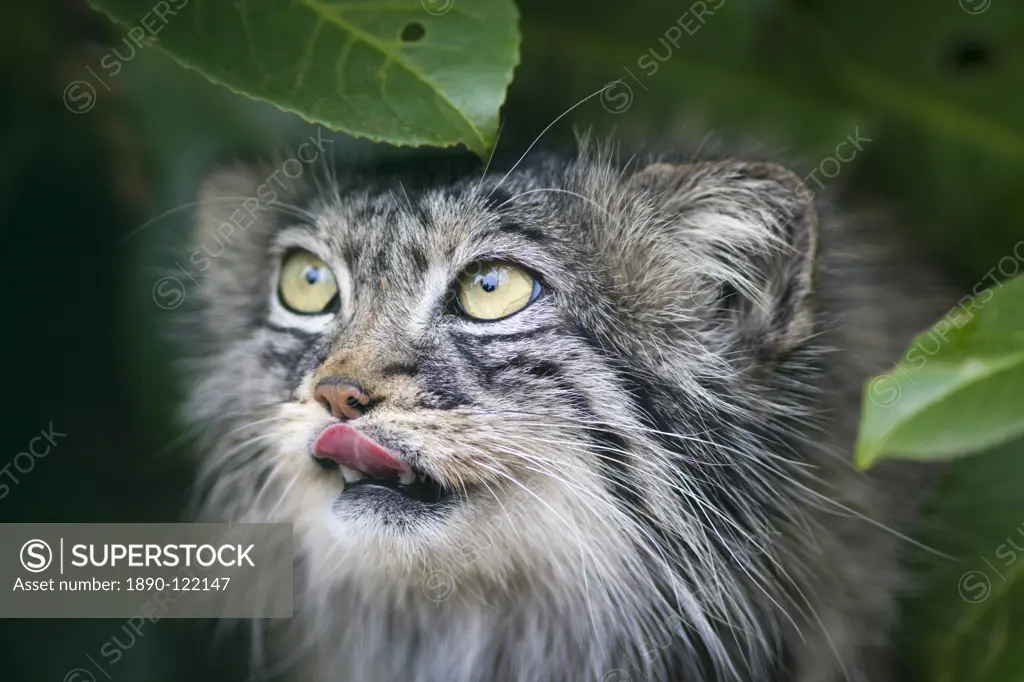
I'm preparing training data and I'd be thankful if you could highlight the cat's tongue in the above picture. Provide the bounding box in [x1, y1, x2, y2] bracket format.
[313, 424, 412, 479]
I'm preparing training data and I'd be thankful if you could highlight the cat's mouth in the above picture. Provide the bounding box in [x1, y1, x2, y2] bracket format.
[314, 456, 449, 503]
[311, 423, 449, 504]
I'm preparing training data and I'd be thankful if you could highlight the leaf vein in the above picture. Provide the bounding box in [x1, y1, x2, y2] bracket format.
[296, 0, 486, 150]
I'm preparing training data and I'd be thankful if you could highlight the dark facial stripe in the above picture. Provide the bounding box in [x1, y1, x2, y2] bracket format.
[406, 244, 429, 273]
[261, 343, 308, 372]
[470, 325, 559, 345]
[588, 425, 645, 510]
[497, 222, 551, 245]
[523, 360, 560, 380]
[567, 324, 767, 557]
[417, 355, 472, 410]
[379, 362, 419, 378]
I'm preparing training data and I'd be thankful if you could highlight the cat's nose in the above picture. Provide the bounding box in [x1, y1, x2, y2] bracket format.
[314, 378, 370, 420]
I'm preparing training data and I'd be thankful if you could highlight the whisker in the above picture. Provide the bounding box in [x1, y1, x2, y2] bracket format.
[488, 84, 612, 199]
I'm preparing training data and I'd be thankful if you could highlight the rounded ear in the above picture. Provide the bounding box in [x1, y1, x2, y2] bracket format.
[628, 160, 819, 359]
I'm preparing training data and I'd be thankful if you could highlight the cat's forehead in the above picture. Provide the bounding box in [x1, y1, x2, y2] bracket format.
[295, 175, 576, 282]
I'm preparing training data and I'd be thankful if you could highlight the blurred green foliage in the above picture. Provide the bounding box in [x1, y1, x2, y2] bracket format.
[2, 0, 1021, 680]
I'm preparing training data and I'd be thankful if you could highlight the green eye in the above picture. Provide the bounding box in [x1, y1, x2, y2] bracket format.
[456, 260, 541, 321]
[278, 250, 339, 314]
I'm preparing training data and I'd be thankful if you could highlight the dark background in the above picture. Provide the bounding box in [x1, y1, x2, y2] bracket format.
[1, 0, 1021, 680]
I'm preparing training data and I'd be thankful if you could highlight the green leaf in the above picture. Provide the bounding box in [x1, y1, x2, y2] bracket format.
[856, 275, 1024, 468]
[899, 440, 1024, 682]
[89, 0, 520, 156]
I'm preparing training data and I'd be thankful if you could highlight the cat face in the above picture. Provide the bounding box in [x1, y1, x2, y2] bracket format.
[182, 145, 819, 668]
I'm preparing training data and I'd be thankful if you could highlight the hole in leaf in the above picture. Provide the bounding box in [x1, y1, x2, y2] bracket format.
[948, 39, 995, 72]
[401, 22, 426, 42]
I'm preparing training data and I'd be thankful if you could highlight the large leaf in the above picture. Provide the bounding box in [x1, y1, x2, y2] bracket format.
[856, 275, 1024, 468]
[89, 0, 520, 155]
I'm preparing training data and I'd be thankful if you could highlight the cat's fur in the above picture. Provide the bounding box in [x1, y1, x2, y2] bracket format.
[179, 139, 949, 682]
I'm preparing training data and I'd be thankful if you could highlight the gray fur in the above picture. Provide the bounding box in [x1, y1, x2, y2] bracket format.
[179, 139, 951, 682]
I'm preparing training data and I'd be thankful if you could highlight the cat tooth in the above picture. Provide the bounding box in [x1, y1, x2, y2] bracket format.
[340, 466, 367, 484]
[398, 471, 416, 486]
[417, 474, 426, 483]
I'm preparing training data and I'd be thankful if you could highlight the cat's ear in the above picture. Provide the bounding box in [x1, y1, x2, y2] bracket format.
[627, 160, 818, 359]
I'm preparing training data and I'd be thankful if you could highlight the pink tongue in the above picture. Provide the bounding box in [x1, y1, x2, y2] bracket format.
[313, 424, 412, 479]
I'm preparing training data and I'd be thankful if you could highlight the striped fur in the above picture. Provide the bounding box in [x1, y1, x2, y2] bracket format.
[179, 141, 949, 682]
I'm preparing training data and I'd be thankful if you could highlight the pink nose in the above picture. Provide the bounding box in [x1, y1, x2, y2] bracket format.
[314, 381, 369, 420]
[312, 424, 412, 479]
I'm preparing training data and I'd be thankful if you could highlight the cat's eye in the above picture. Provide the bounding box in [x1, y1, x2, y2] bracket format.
[455, 260, 542, 321]
[278, 250, 339, 315]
